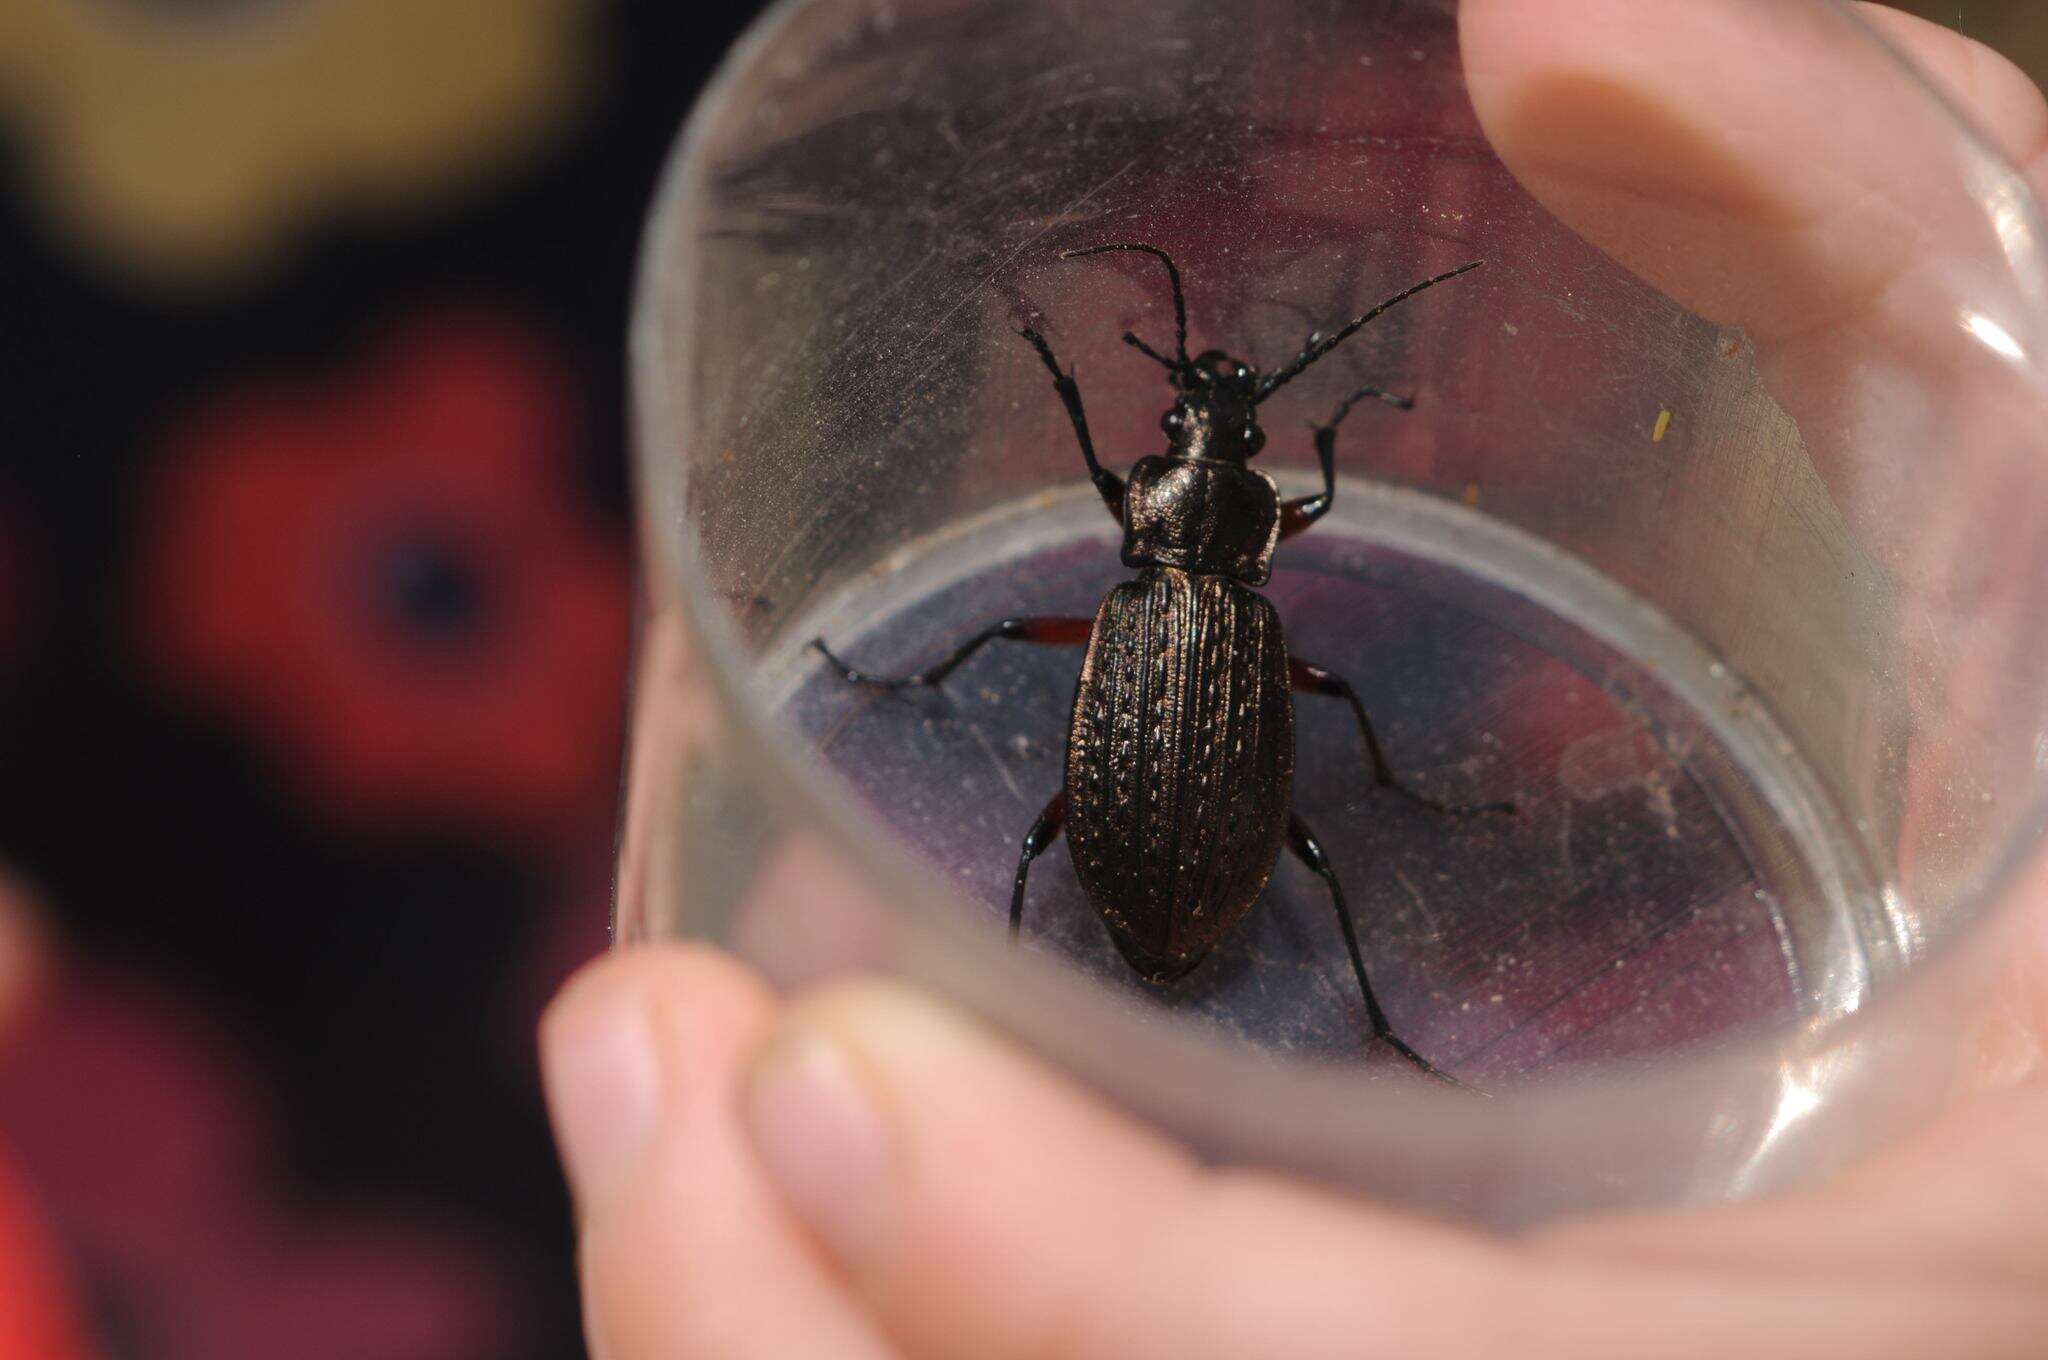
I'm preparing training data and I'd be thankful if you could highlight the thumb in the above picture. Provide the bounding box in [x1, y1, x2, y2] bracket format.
[541, 944, 898, 1359]
[740, 979, 1523, 1360]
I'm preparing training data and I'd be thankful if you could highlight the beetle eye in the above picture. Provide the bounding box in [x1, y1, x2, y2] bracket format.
[1243, 424, 1265, 454]
[1161, 408, 1184, 435]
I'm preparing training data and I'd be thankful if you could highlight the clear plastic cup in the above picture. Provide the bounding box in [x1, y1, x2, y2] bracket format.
[622, 0, 2048, 1222]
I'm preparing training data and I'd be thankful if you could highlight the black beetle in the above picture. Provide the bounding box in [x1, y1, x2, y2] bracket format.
[815, 243, 1509, 1082]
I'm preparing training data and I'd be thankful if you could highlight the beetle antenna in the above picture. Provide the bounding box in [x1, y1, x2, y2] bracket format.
[1254, 261, 1483, 405]
[1061, 243, 1191, 372]
[1121, 331, 1179, 371]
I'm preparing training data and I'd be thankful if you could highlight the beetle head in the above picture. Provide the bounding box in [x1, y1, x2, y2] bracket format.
[1161, 349, 1266, 461]
[1057, 243, 1482, 464]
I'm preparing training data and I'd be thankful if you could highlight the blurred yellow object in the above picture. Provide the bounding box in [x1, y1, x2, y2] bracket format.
[0, 0, 594, 286]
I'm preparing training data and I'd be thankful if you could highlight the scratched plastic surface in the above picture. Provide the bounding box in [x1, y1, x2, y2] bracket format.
[626, 0, 2048, 1217]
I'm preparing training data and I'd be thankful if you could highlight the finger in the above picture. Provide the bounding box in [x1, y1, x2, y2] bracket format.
[1819, 1078, 2048, 1285]
[540, 944, 898, 1360]
[740, 978, 1533, 1359]
[1526, 1253, 2048, 1360]
[1528, 1083, 2048, 1360]
[1536, 1090, 2048, 1289]
[1459, 0, 2046, 358]
[1456, 0, 2047, 540]
[1965, 850, 2048, 1086]
[1850, 4, 2048, 178]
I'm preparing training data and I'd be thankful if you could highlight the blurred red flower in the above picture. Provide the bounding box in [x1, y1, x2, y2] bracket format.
[0, 962, 521, 1360]
[136, 312, 629, 837]
[0, 1144, 91, 1360]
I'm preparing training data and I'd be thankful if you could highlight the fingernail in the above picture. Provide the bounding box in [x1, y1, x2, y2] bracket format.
[745, 1028, 892, 1265]
[541, 988, 662, 1210]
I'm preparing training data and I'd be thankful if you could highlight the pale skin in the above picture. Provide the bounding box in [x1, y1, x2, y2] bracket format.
[542, 4, 2048, 1356]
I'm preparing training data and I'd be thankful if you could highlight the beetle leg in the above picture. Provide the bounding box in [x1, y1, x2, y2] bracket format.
[1288, 659, 1516, 818]
[812, 617, 1091, 689]
[1286, 815, 1473, 1089]
[1278, 383, 1413, 541]
[1278, 424, 1340, 540]
[1010, 789, 1067, 940]
[1019, 328, 1126, 523]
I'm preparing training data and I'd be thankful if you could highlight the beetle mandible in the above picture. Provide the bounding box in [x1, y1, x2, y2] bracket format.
[814, 243, 1511, 1082]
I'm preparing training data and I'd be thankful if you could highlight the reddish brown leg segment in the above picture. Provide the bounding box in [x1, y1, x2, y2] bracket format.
[1279, 384, 1414, 541]
[1279, 425, 1339, 541]
[813, 617, 1092, 689]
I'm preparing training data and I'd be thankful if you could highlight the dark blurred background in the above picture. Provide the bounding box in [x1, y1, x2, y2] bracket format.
[0, 2, 765, 1355]
[0, 2, 2037, 1358]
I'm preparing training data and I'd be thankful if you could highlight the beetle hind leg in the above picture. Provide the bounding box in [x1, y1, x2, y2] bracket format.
[1288, 658, 1516, 819]
[1010, 790, 1067, 941]
[1287, 815, 1475, 1090]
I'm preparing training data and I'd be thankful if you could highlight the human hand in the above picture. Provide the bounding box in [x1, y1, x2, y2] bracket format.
[544, 4, 2048, 1356]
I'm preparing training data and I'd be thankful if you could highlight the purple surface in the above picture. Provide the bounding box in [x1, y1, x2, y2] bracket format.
[794, 531, 1801, 1084]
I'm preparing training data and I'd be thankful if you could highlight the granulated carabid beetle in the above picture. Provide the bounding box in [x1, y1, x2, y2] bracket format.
[815, 243, 1510, 1082]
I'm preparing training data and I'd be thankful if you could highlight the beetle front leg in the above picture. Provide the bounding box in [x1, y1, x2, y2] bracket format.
[1279, 383, 1414, 541]
[1288, 659, 1516, 817]
[1010, 789, 1067, 940]
[812, 616, 1092, 689]
[1286, 815, 1472, 1089]
[1019, 328, 1125, 523]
